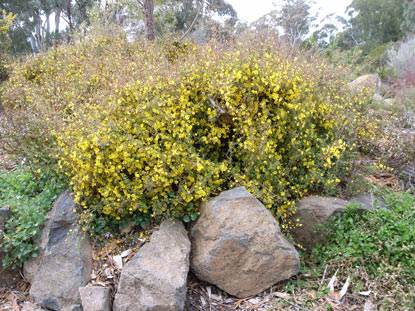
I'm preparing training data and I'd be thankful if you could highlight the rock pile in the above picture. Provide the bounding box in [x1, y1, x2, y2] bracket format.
[11, 188, 378, 311]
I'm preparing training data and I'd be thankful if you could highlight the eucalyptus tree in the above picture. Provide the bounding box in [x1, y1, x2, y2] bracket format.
[0, 0, 98, 53]
[340, 0, 405, 52]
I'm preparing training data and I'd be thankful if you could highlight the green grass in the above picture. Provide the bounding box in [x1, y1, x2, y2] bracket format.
[272, 190, 415, 310]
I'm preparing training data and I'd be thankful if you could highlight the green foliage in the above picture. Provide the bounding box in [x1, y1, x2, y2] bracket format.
[312, 191, 415, 285]
[402, 0, 415, 34]
[0, 10, 15, 82]
[342, 0, 405, 53]
[304, 191, 415, 308]
[324, 34, 364, 71]
[0, 9, 15, 52]
[0, 169, 67, 268]
[0, 0, 96, 54]
[359, 42, 391, 77]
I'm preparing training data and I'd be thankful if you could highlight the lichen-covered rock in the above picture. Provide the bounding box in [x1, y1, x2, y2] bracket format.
[79, 287, 111, 311]
[350, 74, 382, 93]
[290, 196, 349, 251]
[190, 187, 300, 298]
[24, 191, 92, 311]
[113, 220, 191, 311]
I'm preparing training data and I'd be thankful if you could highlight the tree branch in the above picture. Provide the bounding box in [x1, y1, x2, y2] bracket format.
[208, 96, 235, 126]
[178, 0, 204, 41]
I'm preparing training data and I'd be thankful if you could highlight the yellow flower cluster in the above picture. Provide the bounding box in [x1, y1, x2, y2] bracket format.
[1, 32, 379, 224]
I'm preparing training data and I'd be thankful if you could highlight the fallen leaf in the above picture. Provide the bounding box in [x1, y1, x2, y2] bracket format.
[211, 293, 221, 301]
[359, 291, 372, 296]
[206, 286, 211, 299]
[339, 276, 351, 300]
[112, 255, 123, 270]
[121, 249, 131, 258]
[92, 281, 111, 287]
[248, 298, 261, 304]
[327, 270, 338, 295]
[273, 292, 290, 299]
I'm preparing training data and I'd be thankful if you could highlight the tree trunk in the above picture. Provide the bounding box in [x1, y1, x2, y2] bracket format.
[66, 0, 74, 31]
[55, 8, 61, 33]
[144, 0, 156, 41]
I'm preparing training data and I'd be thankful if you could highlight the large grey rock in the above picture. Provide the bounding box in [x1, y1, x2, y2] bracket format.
[190, 187, 300, 298]
[0, 207, 22, 286]
[350, 193, 387, 210]
[290, 196, 349, 251]
[24, 191, 92, 311]
[113, 220, 191, 311]
[79, 287, 111, 311]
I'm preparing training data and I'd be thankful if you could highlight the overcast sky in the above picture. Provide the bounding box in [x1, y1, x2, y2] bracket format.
[226, 0, 352, 24]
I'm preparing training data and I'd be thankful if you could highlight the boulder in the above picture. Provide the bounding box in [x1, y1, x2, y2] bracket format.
[24, 191, 92, 311]
[350, 74, 382, 93]
[113, 220, 191, 311]
[290, 196, 349, 251]
[0, 206, 22, 286]
[190, 187, 300, 298]
[79, 287, 111, 311]
[350, 193, 387, 210]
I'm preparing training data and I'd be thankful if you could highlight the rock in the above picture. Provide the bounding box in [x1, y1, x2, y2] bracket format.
[350, 74, 382, 93]
[0, 206, 22, 286]
[79, 287, 111, 311]
[190, 187, 300, 298]
[350, 193, 387, 210]
[290, 196, 349, 251]
[24, 191, 92, 311]
[113, 220, 191, 311]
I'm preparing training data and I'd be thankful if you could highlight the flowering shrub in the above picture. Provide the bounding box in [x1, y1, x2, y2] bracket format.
[1, 32, 379, 227]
